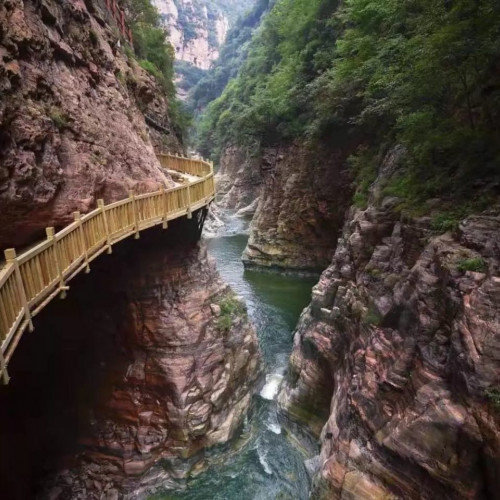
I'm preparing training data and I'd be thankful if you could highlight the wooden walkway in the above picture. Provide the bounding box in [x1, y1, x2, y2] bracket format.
[0, 154, 215, 384]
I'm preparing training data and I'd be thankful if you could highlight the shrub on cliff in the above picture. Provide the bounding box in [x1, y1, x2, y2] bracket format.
[486, 387, 500, 411]
[123, 0, 191, 138]
[217, 295, 247, 332]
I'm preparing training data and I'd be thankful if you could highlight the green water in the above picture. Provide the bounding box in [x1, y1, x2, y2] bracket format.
[156, 217, 316, 500]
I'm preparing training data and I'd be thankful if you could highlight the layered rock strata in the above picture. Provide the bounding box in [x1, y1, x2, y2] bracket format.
[153, 0, 229, 70]
[278, 153, 500, 498]
[0, 0, 179, 249]
[216, 146, 263, 215]
[241, 143, 353, 272]
[0, 218, 261, 499]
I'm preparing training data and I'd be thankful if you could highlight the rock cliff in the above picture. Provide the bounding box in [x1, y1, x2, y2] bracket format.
[219, 143, 353, 272]
[152, 0, 251, 99]
[215, 146, 263, 214]
[278, 149, 500, 499]
[0, 0, 180, 250]
[154, 0, 228, 70]
[0, 219, 261, 499]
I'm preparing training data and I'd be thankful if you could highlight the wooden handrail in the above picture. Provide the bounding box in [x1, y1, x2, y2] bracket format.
[0, 154, 215, 384]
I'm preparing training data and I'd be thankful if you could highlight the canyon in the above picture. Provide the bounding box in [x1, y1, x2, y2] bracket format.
[0, 219, 261, 499]
[197, 1, 500, 495]
[1, 0, 499, 499]
[216, 140, 500, 499]
[0, 1, 263, 498]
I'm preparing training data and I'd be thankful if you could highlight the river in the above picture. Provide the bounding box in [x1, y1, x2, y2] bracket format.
[156, 215, 317, 500]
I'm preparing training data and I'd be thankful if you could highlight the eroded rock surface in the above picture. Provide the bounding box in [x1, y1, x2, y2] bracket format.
[0, 0, 180, 249]
[154, 0, 229, 71]
[0, 220, 261, 499]
[241, 144, 353, 272]
[50, 227, 260, 498]
[278, 169, 500, 498]
[216, 146, 263, 214]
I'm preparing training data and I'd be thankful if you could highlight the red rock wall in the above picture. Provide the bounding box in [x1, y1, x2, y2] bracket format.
[0, 219, 261, 498]
[278, 150, 500, 499]
[0, 0, 181, 249]
[242, 143, 354, 272]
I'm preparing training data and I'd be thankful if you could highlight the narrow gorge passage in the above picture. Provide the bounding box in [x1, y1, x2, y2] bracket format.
[1, 0, 499, 498]
[160, 214, 317, 500]
[0, 215, 262, 499]
[0, 213, 316, 500]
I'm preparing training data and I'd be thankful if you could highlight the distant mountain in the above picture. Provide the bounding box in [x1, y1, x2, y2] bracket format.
[189, 0, 272, 113]
[152, 1, 251, 68]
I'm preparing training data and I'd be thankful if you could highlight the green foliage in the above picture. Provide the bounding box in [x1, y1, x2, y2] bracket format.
[122, 0, 189, 138]
[363, 304, 382, 326]
[431, 213, 461, 233]
[485, 387, 500, 411]
[169, 99, 193, 140]
[189, 0, 272, 114]
[89, 29, 98, 46]
[175, 61, 206, 96]
[133, 24, 176, 97]
[116, 70, 127, 86]
[217, 294, 247, 332]
[49, 107, 69, 129]
[195, 0, 342, 158]
[348, 147, 378, 209]
[457, 257, 487, 273]
[366, 267, 382, 278]
[138, 59, 160, 78]
[195, 0, 500, 207]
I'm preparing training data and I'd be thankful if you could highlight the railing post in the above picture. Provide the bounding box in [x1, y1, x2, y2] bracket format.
[0, 349, 10, 385]
[129, 191, 140, 239]
[4, 248, 34, 333]
[46, 228, 69, 299]
[74, 211, 90, 274]
[186, 185, 192, 219]
[97, 199, 113, 254]
[160, 185, 168, 229]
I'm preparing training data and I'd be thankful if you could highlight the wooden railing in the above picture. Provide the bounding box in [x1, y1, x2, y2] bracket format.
[0, 154, 215, 384]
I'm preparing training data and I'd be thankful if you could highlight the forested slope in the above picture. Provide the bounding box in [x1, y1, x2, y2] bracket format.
[198, 0, 500, 211]
[189, 0, 272, 114]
